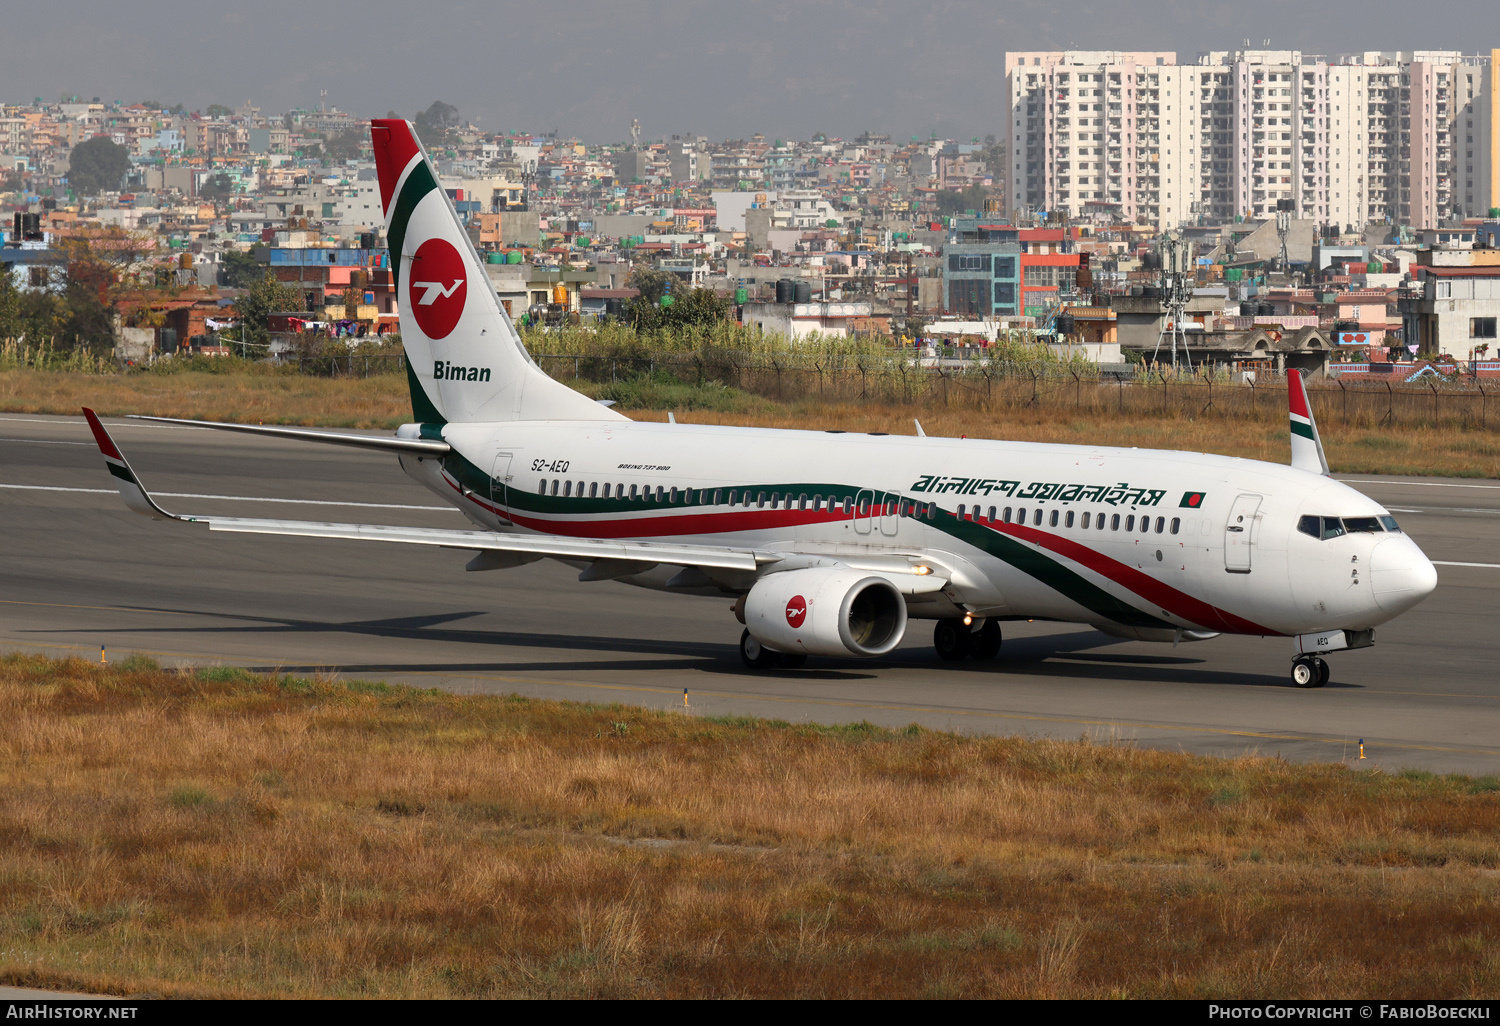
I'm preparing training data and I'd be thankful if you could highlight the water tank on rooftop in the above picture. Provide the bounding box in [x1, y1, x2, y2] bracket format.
[734, 287, 749, 305]
[487, 252, 504, 264]
[775, 279, 795, 304]
[507, 250, 523, 264]
[793, 281, 812, 304]
[552, 283, 569, 305]
[1240, 301, 1256, 316]
[1257, 303, 1275, 317]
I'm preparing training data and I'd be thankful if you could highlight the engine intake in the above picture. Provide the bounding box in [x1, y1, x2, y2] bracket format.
[745, 568, 908, 658]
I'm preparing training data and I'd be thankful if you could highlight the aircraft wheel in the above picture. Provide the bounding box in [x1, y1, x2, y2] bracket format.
[1315, 657, 1330, 686]
[775, 652, 807, 669]
[740, 629, 776, 670]
[1291, 656, 1320, 688]
[934, 619, 971, 661]
[969, 620, 1003, 660]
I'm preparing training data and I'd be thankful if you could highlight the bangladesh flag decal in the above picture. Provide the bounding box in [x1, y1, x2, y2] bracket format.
[1180, 491, 1206, 509]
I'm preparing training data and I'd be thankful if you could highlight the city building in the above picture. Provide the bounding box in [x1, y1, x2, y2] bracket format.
[1006, 48, 1500, 231]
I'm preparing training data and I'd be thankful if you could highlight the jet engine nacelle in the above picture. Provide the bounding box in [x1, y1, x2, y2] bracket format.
[745, 568, 908, 658]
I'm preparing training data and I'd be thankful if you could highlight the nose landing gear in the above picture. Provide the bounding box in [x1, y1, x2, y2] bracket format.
[1291, 655, 1330, 688]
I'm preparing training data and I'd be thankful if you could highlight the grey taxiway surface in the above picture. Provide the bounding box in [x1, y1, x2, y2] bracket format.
[3, 412, 1499, 774]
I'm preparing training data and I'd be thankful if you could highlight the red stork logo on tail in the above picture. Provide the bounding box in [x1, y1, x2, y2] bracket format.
[408, 238, 467, 339]
[785, 596, 807, 628]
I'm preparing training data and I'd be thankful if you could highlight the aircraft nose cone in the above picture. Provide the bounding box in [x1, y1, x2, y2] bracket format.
[1369, 536, 1438, 616]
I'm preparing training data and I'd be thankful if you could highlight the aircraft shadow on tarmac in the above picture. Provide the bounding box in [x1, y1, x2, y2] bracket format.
[38, 602, 1344, 689]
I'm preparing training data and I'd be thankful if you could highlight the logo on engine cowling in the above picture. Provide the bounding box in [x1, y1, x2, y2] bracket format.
[785, 596, 807, 628]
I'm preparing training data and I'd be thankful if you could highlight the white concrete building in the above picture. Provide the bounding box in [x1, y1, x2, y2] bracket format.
[1006, 48, 1500, 231]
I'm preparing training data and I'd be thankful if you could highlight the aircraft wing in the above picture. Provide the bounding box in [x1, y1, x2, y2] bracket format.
[83, 408, 766, 573]
[125, 414, 451, 456]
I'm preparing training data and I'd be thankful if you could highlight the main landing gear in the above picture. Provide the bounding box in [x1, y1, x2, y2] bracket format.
[933, 618, 1002, 661]
[739, 629, 806, 670]
[1290, 655, 1331, 688]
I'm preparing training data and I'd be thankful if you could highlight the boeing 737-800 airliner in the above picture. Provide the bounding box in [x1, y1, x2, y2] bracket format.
[83, 119, 1437, 687]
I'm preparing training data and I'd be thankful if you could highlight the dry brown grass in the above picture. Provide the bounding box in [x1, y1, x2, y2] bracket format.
[0, 368, 410, 429]
[3, 653, 1499, 999]
[4, 366, 1499, 477]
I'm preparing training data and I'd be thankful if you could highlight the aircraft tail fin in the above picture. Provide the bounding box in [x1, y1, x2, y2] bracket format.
[1287, 369, 1330, 475]
[369, 119, 623, 425]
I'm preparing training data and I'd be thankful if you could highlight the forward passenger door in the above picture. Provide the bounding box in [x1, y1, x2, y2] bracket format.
[1223, 493, 1263, 574]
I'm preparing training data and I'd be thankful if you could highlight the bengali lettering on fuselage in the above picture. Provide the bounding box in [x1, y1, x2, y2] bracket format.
[909, 475, 1170, 508]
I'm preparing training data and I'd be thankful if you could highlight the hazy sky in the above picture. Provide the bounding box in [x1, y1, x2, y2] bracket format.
[5, 0, 1489, 142]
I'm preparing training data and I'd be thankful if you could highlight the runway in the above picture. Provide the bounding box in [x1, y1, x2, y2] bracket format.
[3, 411, 1499, 774]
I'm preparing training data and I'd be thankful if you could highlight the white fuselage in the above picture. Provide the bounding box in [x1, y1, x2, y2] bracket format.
[397, 419, 1436, 640]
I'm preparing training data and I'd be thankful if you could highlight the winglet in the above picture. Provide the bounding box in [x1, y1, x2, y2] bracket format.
[82, 408, 183, 521]
[1287, 370, 1329, 476]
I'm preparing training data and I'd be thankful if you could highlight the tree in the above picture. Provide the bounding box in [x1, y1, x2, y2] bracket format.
[206, 104, 233, 118]
[199, 172, 234, 203]
[624, 267, 727, 331]
[935, 184, 993, 216]
[414, 101, 459, 147]
[68, 136, 130, 196]
[234, 270, 301, 348]
[323, 129, 363, 161]
[219, 249, 264, 289]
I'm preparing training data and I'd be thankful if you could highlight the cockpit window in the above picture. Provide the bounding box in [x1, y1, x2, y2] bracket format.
[1298, 515, 1350, 541]
[1379, 515, 1401, 533]
[1343, 517, 1384, 534]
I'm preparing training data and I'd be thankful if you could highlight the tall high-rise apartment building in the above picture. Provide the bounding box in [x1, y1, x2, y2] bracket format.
[1005, 49, 1500, 231]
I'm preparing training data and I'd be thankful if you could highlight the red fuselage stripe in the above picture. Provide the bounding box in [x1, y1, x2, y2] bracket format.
[981, 517, 1276, 634]
[445, 473, 1275, 635]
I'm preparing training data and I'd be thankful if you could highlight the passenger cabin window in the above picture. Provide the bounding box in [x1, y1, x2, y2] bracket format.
[1156, 517, 1165, 533]
[1126, 515, 1135, 531]
[957, 504, 966, 520]
[1082, 512, 1091, 529]
[1050, 510, 1059, 527]
[1003, 507, 1013, 523]
[551, 480, 560, 497]
[629, 484, 638, 500]
[1033, 509, 1042, 526]
[589, 482, 598, 498]
[1065, 511, 1074, 528]
[538, 479, 547, 494]
[1111, 514, 1121, 530]
[927, 503, 937, 520]
[1170, 517, 1180, 535]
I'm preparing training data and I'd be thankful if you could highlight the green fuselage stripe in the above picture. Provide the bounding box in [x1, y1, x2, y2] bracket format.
[438, 447, 1173, 629]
